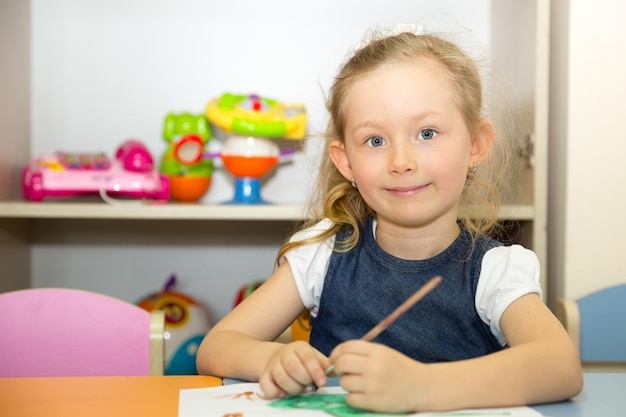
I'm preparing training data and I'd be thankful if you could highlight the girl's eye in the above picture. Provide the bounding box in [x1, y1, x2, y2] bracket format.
[418, 128, 437, 141]
[366, 136, 386, 147]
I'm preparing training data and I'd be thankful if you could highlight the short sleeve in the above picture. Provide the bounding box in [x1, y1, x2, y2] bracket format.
[475, 245, 543, 346]
[283, 219, 335, 317]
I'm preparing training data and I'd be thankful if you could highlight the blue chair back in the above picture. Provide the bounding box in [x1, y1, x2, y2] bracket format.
[578, 284, 626, 362]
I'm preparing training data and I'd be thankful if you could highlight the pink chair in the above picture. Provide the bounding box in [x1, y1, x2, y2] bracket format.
[0, 287, 164, 377]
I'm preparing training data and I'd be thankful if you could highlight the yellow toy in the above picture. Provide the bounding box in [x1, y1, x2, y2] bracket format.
[206, 92, 306, 140]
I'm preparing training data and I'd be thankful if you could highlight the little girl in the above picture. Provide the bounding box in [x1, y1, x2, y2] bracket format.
[197, 26, 583, 413]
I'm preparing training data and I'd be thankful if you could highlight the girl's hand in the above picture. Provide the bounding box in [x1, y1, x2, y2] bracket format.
[259, 341, 331, 398]
[329, 340, 430, 413]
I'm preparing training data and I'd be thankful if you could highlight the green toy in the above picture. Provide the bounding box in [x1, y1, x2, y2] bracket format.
[160, 112, 213, 201]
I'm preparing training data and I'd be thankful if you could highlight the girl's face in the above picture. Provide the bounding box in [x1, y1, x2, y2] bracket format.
[330, 58, 486, 233]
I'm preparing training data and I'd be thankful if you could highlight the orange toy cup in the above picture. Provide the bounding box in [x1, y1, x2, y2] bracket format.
[220, 155, 279, 178]
[168, 176, 211, 202]
[218, 136, 282, 204]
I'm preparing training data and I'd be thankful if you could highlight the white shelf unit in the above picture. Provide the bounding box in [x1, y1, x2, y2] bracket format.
[0, 0, 550, 320]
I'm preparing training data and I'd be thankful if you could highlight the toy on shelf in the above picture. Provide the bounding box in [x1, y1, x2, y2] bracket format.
[176, 134, 296, 204]
[137, 274, 212, 375]
[22, 140, 169, 202]
[160, 113, 213, 202]
[206, 92, 306, 140]
[175, 92, 306, 204]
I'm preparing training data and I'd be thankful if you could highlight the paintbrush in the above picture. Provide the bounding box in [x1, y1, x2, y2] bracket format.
[324, 275, 442, 376]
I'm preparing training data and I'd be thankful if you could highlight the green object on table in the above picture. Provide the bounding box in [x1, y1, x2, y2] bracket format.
[269, 393, 404, 416]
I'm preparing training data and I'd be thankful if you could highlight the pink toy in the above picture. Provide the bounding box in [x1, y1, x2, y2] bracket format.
[22, 140, 170, 202]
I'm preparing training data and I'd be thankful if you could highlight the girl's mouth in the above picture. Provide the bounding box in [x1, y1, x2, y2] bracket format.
[386, 184, 430, 197]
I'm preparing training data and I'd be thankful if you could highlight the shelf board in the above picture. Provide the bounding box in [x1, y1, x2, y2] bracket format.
[0, 201, 307, 221]
[0, 201, 534, 221]
[494, 205, 534, 221]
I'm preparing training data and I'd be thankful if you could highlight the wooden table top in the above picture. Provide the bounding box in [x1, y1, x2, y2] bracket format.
[0, 375, 222, 417]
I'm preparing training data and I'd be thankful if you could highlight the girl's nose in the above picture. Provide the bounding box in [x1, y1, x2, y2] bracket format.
[389, 143, 416, 174]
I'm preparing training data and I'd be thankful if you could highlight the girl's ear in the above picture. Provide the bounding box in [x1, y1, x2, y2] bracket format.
[470, 120, 495, 168]
[328, 140, 353, 180]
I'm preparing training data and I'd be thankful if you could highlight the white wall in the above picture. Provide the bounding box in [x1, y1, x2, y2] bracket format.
[30, 0, 492, 321]
[31, 0, 490, 205]
[549, 0, 626, 303]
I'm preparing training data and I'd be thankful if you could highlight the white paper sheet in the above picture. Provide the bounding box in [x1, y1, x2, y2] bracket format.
[178, 382, 544, 417]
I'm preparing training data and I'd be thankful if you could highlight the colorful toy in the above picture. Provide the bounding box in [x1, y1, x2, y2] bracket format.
[22, 140, 169, 202]
[160, 113, 213, 202]
[206, 92, 306, 140]
[137, 274, 212, 375]
[220, 135, 298, 204]
[175, 134, 296, 204]
[172, 93, 306, 204]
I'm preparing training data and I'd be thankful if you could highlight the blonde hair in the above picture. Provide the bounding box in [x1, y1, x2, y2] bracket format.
[276, 31, 513, 265]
